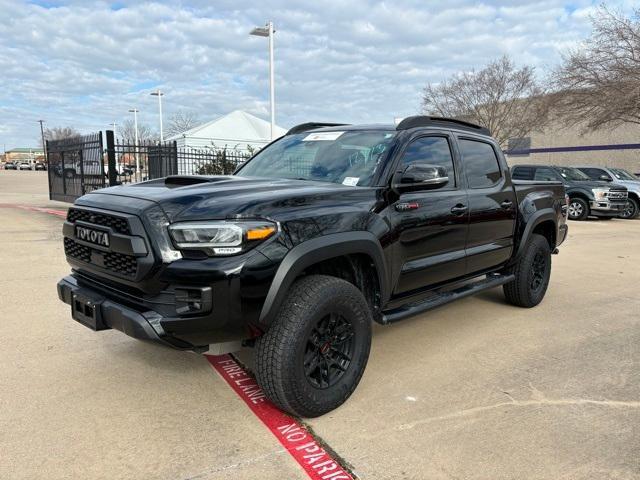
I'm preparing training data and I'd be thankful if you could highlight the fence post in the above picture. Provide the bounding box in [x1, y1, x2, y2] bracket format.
[46, 139, 52, 201]
[61, 151, 67, 196]
[106, 130, 117, 186]
[78, 149, 85, 195]
[172, 141, 178, 176]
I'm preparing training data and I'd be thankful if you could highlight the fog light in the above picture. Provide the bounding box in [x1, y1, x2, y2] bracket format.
[175, 287, 212, 315]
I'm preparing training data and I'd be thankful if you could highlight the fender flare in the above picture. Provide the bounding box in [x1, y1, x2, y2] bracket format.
[258, 231, 388, 326]
[515, 208, 556, 258]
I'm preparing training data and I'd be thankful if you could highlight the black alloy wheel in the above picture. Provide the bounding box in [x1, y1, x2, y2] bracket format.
[303, 313, 355, 389]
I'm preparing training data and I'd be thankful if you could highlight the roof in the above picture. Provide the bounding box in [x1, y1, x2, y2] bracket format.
[168, 110, 287, 143]
[6, 147, 44, 153]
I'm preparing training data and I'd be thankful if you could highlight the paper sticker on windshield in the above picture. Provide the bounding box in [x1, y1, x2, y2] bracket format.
[303, 131, 345, 141]
[342, 177, 359, 186]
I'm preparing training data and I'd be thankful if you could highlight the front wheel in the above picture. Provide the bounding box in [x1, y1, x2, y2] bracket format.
[254, 275, 372, 417]
[567, 197, 589, 221]
[620, 198, 639, 219]
[503, 233, 552, 308]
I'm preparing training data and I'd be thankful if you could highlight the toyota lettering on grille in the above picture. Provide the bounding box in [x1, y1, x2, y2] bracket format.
[75, 225, 110, 248]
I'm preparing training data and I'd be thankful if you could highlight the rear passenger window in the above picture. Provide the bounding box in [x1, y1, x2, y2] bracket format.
[400, 136, 456, 187]
[459, 139, 502, 188]
[534, 168, 557, 181]
[511, 166, 534, 180]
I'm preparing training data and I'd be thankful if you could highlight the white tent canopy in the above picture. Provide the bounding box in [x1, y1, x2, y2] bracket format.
[168, 110, 287, 151]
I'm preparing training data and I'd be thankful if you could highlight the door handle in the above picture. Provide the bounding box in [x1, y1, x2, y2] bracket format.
[501, 200, 513, 209]
[451, 204, 468, 215]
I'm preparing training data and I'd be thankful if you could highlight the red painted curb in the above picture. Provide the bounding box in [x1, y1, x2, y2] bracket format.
[0, 204, 67, 218]
[206, 354, 354, 480]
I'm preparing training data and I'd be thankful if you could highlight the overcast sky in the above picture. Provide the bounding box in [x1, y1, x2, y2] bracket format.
[0, 0, 635, 149]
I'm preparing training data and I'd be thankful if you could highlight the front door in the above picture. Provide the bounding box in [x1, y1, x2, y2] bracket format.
[456, 136, 517, 274]
[389, 134, 469, 295]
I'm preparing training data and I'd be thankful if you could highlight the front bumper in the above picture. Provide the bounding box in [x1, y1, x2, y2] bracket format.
[57, 275, 196, 350]
[57, 275, 250, 352]
[590, 201, 626, 216]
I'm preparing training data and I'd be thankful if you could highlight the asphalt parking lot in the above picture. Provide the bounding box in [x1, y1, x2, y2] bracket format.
[1, 170, 639, 480]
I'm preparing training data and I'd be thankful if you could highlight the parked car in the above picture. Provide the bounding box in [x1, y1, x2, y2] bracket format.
[511, 164, 628, 221]
[34, 162, 47, 171]
[3, 162, 17, 170]
[57, 116, 568, 417]
[574, 166, 640, 219]
[18, 162, 32, 171]
[59, 160, 105, 179]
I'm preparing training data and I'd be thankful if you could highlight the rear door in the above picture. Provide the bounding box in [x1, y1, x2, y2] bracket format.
[456, 136, 517, 274]
[390, 133, 469, 294]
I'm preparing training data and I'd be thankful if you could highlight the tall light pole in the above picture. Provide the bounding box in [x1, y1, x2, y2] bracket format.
[250, 21, 275, 140]
[38, 120, 46, 162]
[111, 121, 118, 133]
[129, 108, 140, 180]
[150, 89, 164, 142]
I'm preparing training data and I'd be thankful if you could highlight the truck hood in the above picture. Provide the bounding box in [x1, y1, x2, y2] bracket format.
[81, 175, 380, 222]
[567, 180, 627, 190]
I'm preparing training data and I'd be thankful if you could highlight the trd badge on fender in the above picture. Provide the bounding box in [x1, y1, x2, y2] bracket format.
[75, 225, 110, 248]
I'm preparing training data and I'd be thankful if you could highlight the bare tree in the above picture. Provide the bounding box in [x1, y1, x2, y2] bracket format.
[41, 126, 80, 147]
[165, 110, 200, 138]
[421, 56, 550, 149]
[117, 119, 157, 143]
[552, 6, 640, 131]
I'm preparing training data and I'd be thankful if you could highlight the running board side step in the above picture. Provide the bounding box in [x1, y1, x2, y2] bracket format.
[380, 273, 515, 325]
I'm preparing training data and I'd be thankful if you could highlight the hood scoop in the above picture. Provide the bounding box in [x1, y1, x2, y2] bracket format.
[164, 175, 234, 188]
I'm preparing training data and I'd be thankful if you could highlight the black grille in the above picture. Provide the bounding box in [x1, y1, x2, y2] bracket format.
[103, 252, 137, 277]
[64, 238, 91, 263]
[64, 238, 137, 277]
[67, 208, 131, 235]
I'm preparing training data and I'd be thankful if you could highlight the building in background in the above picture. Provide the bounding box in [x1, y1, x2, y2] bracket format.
[168, 110, 287, 152]
[4, 148, 45, 165]
[505, 115, 640, 174]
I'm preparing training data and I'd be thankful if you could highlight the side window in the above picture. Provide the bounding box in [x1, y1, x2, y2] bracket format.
[581, 168, 610, 181]
[534, 167, 557, 181]
[459, 139, 502, 188]
[400, 136, 455, 187]
[511, 166, 534, 180]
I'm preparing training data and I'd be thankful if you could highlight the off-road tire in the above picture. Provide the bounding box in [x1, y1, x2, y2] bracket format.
[620, 197, 639, 219]
[503, 233, 551, 308]
[567, 197, 589, 221]
[254, 275, 372, 417]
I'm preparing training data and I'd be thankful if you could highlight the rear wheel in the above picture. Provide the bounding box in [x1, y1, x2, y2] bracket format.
[620, 198, 639, 219]
[503, 234, 551, 308]
[254, 275, 372, 417]
[567, 197, 589, 221]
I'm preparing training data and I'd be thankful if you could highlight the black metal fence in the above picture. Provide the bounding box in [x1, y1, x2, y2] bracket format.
[47, 130, 254, 202]
[47, 132, 104, 203]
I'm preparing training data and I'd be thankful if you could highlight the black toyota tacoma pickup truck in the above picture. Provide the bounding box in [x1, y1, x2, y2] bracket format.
[58, 116, 568, 417]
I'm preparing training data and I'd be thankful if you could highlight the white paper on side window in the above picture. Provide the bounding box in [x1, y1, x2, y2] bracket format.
[342, 177, 359, 186]
[302, 131, 345, 141]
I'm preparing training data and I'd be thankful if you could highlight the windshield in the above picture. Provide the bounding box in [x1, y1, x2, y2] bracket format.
[558, 167, 590, 181]
[610, 168, 637, 181]
[237, 130, 396, 186]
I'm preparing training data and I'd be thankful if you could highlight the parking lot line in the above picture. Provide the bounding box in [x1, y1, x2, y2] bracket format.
[207, 354, 355, 480]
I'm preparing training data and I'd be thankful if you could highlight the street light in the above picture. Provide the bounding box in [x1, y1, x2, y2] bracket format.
[150, 89, 164, 142]
[129, 108, 140, 180]
[250, 21, 275, 140]
[37, 120, 46, 162]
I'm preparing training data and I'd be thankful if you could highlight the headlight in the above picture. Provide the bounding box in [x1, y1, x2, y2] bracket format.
[168, 220, 277, 256]
[592, 188, 608, 200]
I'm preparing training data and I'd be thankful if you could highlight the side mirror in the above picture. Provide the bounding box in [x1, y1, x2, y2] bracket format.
[599, 174, 612, 182]
[394, 164, 449, 192]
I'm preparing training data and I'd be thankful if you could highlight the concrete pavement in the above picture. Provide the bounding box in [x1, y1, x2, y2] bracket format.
[1, 170, 639, 479]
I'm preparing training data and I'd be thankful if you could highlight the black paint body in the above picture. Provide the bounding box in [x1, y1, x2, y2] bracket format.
[57, 123, 568, 350]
